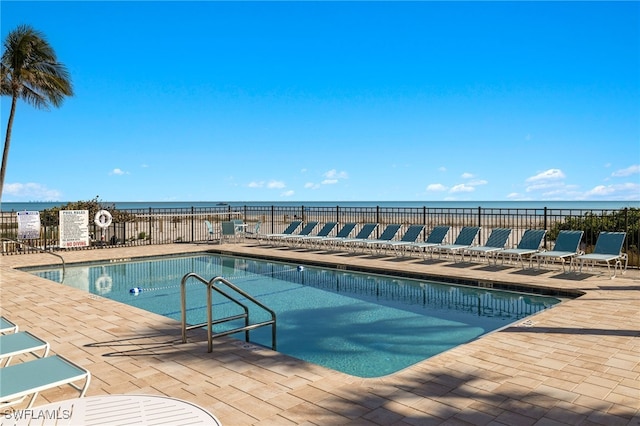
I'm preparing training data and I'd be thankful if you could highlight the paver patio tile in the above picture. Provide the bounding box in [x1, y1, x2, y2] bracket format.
[2, 244, 638, 425]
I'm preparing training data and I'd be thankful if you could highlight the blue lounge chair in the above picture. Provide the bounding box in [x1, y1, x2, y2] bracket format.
[0, 317, 18, 334]
[317, 222, 358, 248]
[259, 220, 302, 245]
[430, 226, 481, 261]
[0, 355, 91, 409]
[273, 221, 319, 246]
[355, 224, 402, 253]
[575, 231, 627, 278]
[333, 223, 379, 250]
[294, 222, 338, 247]
[464, 228, 512, 262]
[531, 230, 584, 272]
[493, 229, 547, 268]
[406, 226, 450, 258]
[379, 225, 425, 256]
[0, 331, 50, 367]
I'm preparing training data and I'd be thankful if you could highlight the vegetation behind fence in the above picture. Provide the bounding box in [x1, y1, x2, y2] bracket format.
[1, 202, 638, 267]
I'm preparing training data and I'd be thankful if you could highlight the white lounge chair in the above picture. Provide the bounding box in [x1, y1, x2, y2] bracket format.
[493, 229, 547, 268]
[258, 220, 302, 245]
[273, 221, 319, 246]
[315, 222, 357, 248]
[330, 223, 378, 250]
[406, 226, 450, 258]
[0, 317, 18, 334]
[0, 331, 50, 367]
[575, 231, 627, 278]
[430, 226, 481, 261]
[531, 230, 584, 272]
[378, 225, 425, 256]
[293, 222, 338, 248]
[353, 224, 402, 254]
[464, 228, 512, 262]
[0, 355, 91, 409]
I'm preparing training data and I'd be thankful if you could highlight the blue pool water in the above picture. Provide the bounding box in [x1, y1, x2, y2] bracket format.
[26, 254, 561, 377]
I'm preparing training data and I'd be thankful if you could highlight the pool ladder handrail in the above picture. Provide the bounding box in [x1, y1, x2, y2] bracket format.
[1, 237, 66, 282]
[180, 273, 277, 353]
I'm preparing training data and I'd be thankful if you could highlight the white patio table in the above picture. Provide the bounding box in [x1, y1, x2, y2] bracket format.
[6, 394, 221, 425]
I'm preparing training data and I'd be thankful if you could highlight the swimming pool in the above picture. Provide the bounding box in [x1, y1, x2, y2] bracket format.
[26, 253, 562, 377]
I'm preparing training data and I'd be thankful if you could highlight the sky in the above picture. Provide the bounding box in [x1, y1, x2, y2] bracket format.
[1, 1, 639, 203]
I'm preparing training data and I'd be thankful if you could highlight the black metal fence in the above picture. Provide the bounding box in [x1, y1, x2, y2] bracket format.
[1, 205, 638, 267]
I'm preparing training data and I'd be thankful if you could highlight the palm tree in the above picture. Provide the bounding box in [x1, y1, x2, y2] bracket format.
[0, 24, 73, 200]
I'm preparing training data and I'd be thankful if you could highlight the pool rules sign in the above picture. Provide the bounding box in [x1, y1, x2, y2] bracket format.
[59, 210, 90, 248]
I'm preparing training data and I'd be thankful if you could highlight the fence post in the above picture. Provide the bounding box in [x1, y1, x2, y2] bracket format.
[624, 208, 629, 252]
[191, 206, 195, 243]
[271, 205, 274, 233]
[422, 206, 427, 238]
[148, 208, 152, 245]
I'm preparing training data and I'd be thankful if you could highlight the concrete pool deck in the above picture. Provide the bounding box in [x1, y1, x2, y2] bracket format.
[1, 242, 638, 425]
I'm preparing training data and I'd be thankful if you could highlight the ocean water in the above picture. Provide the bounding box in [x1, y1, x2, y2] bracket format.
[1, 200, 638, 212]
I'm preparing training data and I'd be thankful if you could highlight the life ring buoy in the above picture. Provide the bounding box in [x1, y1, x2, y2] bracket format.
[95, 275, 112, 294]
[95, 210, 112, 228]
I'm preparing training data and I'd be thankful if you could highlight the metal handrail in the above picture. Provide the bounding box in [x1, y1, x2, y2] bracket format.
[1, 238, 66, 282]
[180, 273, 277, 352]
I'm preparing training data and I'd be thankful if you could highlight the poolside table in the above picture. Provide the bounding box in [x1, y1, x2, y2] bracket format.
[10, 394, 221, 425]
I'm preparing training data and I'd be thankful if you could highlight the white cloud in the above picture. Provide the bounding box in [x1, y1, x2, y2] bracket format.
[450, 184, 474, 193]
[468, 179, 488, 186]
[526, 169, 565, 182]
[281, 190, 294, 197]
[585, 185, 615, 196]
[267, 180, 285, 189]
[323, 169, 348, 180]
[525, 182, 565, 192]
[438, 166, 447, 172]
[3, 182, 61, 200]
[506, 192, 533, 200]
[303, 169, 348, 189]
[426, 183, 447, 192]
[461, 172, 474, 179]
[585, 182, 640, 199]
[321, 179, 338, 185]
[611, 165, 640, 177]
[110, 168, 128, 175]
[248, 181, 264, 188]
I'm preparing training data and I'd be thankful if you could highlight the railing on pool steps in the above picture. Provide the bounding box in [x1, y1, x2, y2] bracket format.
[180, 273, 277, 352]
